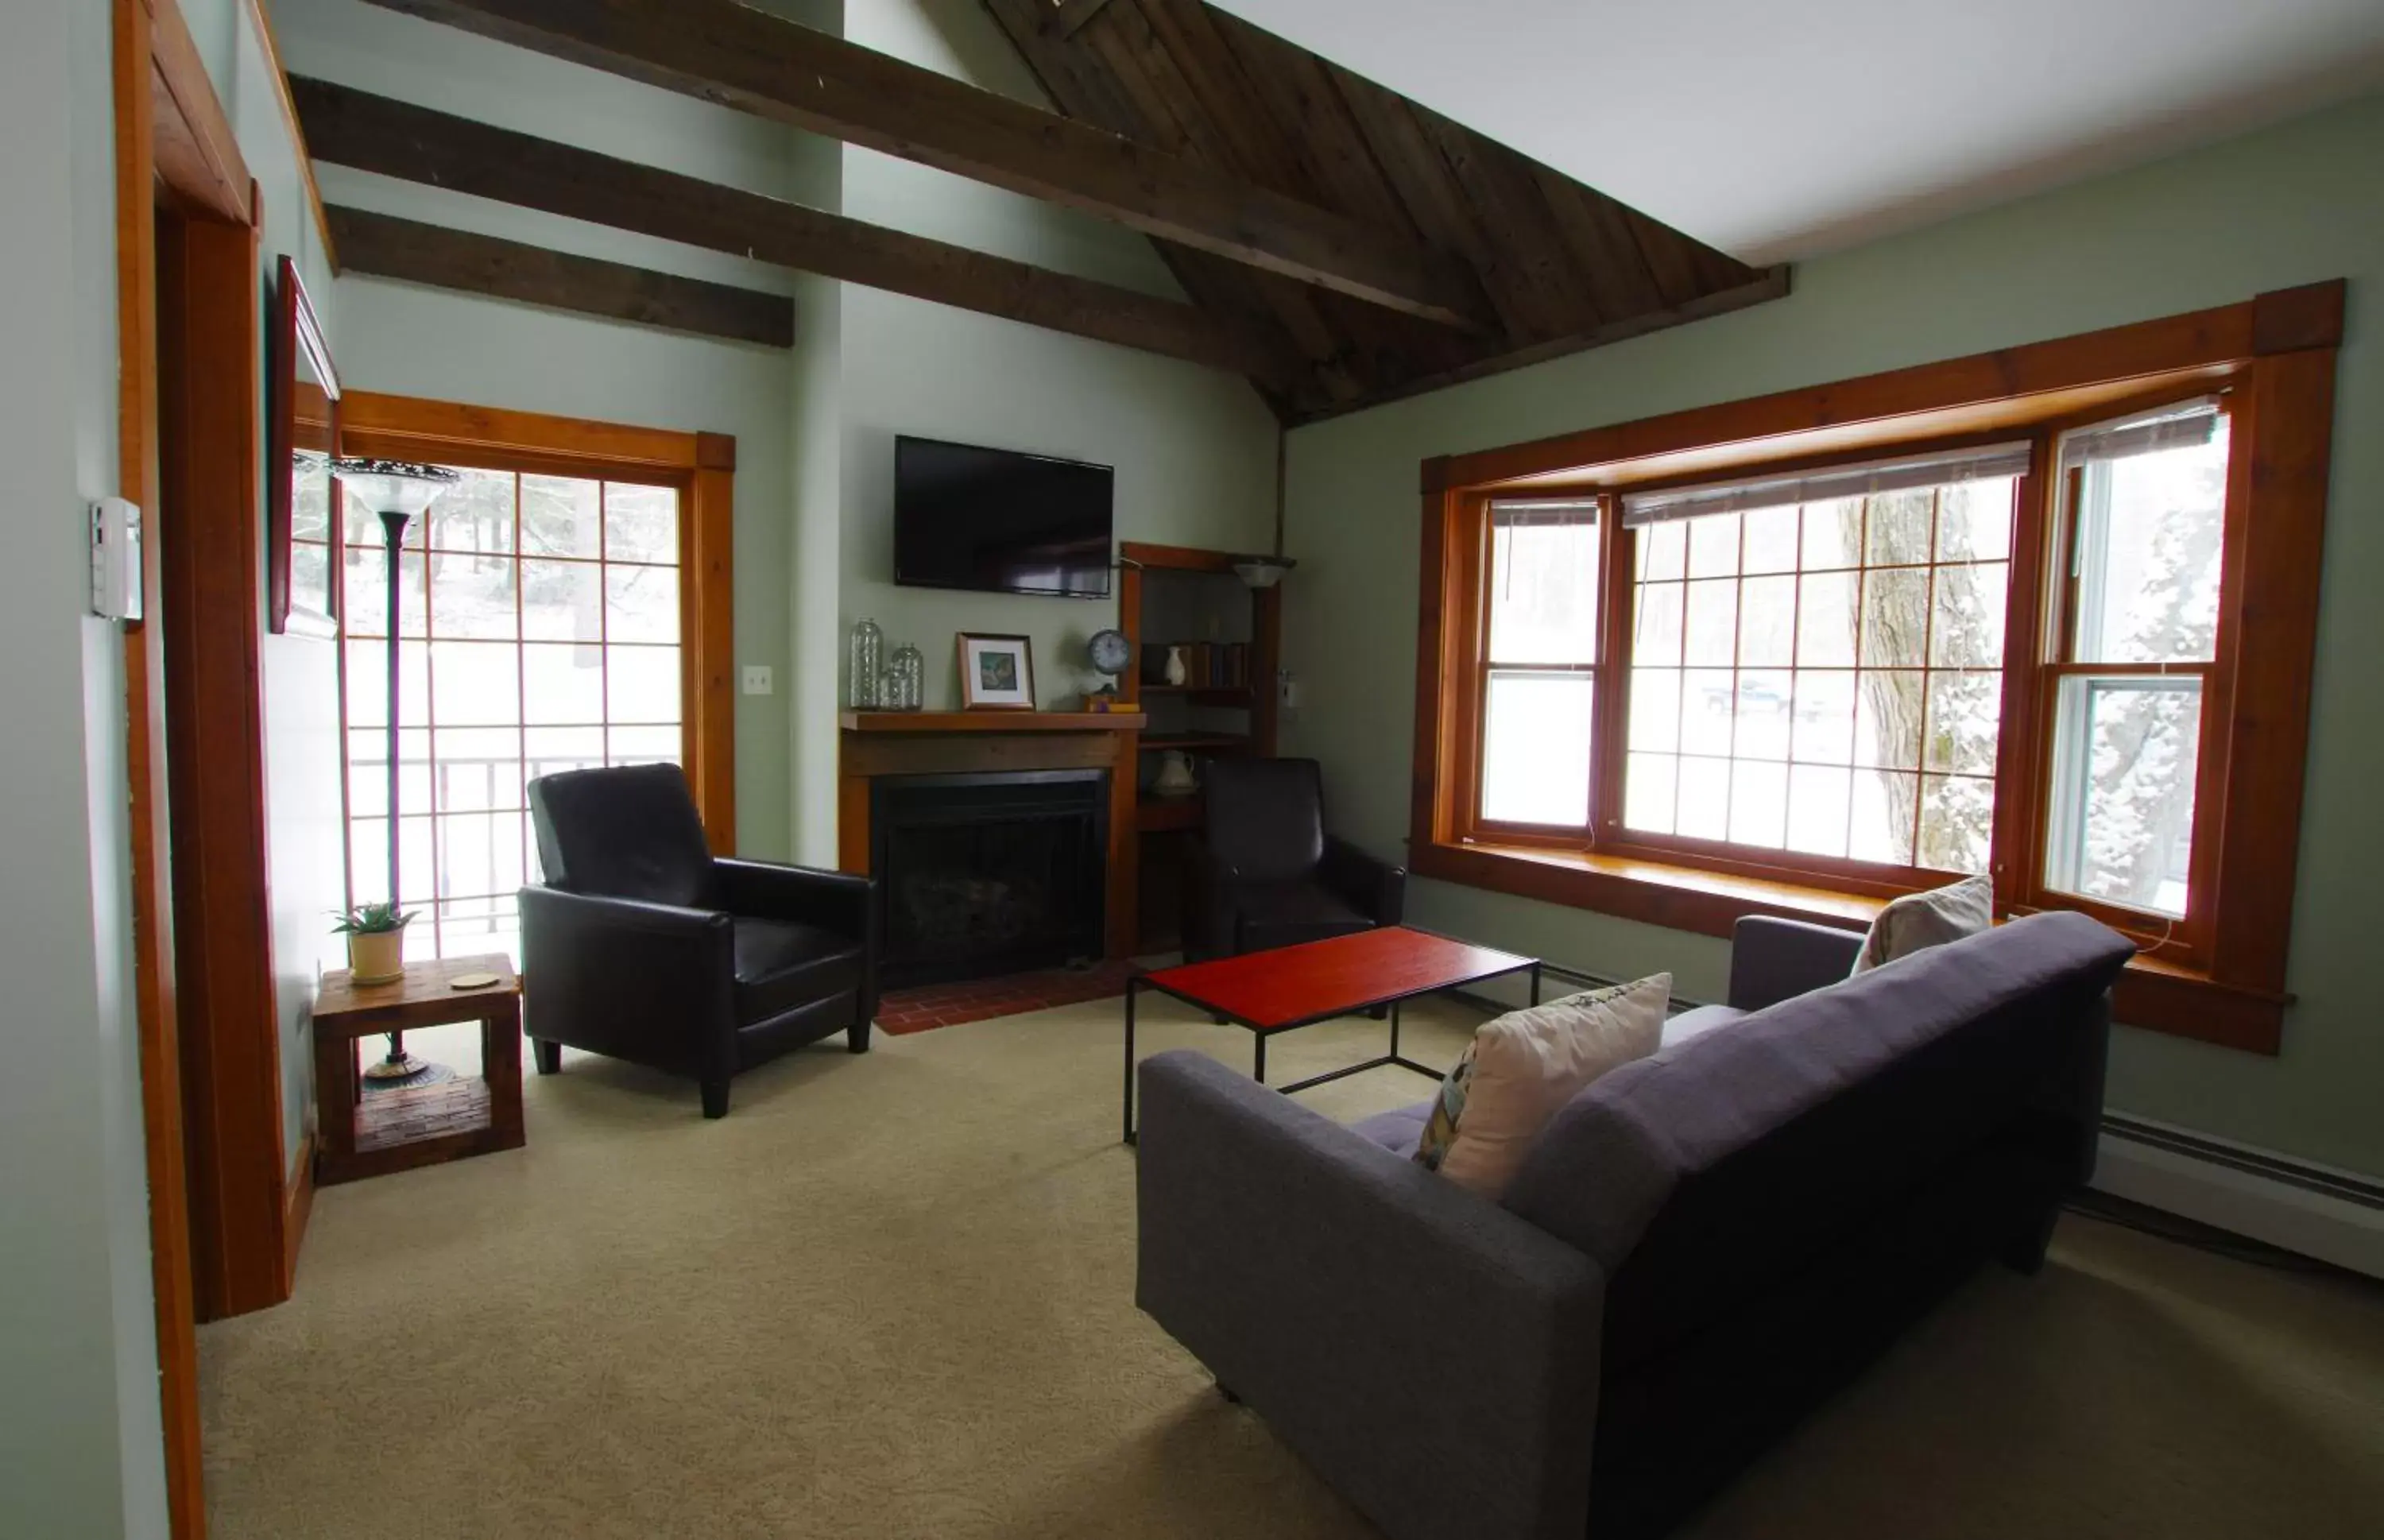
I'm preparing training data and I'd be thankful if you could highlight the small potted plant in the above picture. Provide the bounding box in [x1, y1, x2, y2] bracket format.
[332, 901, 416, 986]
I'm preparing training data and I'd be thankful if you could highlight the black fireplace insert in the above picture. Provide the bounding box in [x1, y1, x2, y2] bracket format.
[870, 769, 1109, 989]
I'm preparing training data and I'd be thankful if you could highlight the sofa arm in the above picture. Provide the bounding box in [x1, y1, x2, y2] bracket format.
[518, 885, 735, 1075]
[1726, 915, 1864, 1012]
[1320, 836, 1407, 926]
[1136, 1051, 1604, 1540]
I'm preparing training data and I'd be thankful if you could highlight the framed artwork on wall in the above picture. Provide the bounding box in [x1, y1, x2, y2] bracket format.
[269, 255, 341, 636]
[958, 633, 1036, 710]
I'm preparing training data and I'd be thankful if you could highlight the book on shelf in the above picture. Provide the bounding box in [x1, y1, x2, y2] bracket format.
[1140, 641, 1252, 690]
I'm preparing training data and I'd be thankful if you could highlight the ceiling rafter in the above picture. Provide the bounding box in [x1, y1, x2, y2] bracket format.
[355, 0, 1494, 330]
[327, 205, 797, 348]
[290, 76, 1299, 384]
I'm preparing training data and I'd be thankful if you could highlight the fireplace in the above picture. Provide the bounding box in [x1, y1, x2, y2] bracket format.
[871, 769, 1110, 988]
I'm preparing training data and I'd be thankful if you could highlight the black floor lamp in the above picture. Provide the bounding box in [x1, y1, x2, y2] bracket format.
[335, 457, 460, 1085]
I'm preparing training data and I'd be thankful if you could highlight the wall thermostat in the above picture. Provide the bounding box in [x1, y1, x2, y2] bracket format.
[91, 497, 144, 622]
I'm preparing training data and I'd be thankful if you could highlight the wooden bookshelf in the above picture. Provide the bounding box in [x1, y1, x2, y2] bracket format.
[1136, 797, 1203, 833]
[1117, 541, 1282, 950]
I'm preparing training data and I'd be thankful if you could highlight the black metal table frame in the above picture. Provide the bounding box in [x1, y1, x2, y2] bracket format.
[1123, 944, 1542, 1144]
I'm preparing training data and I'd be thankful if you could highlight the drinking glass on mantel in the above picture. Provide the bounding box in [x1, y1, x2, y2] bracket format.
[849, 617, 884, 710]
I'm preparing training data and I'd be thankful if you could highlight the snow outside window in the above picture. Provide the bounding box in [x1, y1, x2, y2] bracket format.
[1621, 475, 2017, 872]
[2041, 404, 2229, 918]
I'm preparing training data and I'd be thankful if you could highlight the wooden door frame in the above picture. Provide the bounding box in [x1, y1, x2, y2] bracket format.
[117, 0, 298, 1533]
[155, 185, 296, 1323]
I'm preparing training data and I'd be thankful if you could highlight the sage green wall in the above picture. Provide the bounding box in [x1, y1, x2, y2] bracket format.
[827, 2, 1279, 724]
[273, 0, 816, 864]
[1281, 91, 2384, 1179]
[779, 0, 1279, 866]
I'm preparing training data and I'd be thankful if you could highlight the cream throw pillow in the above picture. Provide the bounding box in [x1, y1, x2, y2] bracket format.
[1415, 974, 1670, 1199]
[1852, 874, 1993, 973]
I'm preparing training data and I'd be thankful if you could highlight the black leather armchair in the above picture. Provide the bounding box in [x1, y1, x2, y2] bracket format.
[519, 764, 879, 1118]
[1183, 757, 1405, 962]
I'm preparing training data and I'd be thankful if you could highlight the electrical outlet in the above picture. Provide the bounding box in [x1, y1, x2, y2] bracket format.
[741, 665, 774, 696]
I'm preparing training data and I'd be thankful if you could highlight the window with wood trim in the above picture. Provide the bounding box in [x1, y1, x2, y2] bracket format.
[1612, 443, 2023, 880]
[332, 393, 738, 965]
[1412, 283, 2343, 1052]
[340, 466, 688, 961]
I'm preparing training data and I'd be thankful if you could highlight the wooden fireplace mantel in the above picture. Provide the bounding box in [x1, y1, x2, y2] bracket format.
[838, 710, 1146, 958]
[839, 710, 1147, 733]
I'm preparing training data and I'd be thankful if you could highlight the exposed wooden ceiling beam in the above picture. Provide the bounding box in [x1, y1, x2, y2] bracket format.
[1287, 266, 1793, 427]
[1047, 0, 1119, 40]
[353, 0, 1488, 330]
[327, 205, 796, 347]
[291, 77, 1287, 382]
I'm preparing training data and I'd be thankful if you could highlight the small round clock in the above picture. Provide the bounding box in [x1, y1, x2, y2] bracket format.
[1088, 628, 1132, 678]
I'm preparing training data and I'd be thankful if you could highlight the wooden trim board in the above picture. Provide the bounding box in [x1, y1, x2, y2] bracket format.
[155, 195, 292, 1320]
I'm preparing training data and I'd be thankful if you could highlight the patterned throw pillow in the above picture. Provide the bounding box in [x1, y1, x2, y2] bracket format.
[1413, 974, 1671, 1198]
[1412, 1038, 1480, 1174]
[1852, 874, 1993, 973]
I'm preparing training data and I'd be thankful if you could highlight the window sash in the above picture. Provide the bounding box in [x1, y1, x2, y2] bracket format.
[2057, 396, 2223, 469]
[2041, 671, 2208, 919]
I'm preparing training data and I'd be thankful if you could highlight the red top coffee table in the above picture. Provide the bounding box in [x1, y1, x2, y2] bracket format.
[1123, 926, 1542, 1143]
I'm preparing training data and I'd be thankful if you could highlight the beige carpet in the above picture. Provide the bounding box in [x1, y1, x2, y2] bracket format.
[200, 995, 2384, 1539]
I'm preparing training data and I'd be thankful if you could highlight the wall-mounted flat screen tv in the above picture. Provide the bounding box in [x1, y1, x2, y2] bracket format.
[893, 435, 1114, 600]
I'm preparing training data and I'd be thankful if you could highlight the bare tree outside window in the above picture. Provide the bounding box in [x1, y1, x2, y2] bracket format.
[1625, 476, 2014, 873]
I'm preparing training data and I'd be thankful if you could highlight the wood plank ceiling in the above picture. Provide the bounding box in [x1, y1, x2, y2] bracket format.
[981, 0, 1786, 422]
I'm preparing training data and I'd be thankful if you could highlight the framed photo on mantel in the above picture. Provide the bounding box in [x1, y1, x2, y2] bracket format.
[958, 633, 1036, 710]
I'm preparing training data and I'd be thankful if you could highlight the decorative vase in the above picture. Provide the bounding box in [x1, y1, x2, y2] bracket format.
[849, 617, 884, 709]
[1163, 645, 1189, 687]
[1152, 750, 1198, 798]
[348, 929, 404, 986]
[883, 643, 924, 711]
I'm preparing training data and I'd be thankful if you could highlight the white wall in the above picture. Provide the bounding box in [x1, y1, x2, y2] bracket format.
[0, 0, 170, 1533]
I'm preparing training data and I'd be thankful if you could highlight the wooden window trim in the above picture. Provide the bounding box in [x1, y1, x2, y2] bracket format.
[337, 391, 738, 852]
[1412, 282, 2343, 1055]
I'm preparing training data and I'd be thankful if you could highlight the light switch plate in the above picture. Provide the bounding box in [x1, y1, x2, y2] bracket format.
[741, 664, 774, 696]
[90, 497, 144, 621]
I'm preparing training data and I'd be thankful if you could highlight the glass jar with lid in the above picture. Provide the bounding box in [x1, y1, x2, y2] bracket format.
[883, 643, 924, 711]
[848, 618, 884, 709]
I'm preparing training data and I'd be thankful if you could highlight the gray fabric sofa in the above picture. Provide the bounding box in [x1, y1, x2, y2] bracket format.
[1135, 911, 2134, 1540]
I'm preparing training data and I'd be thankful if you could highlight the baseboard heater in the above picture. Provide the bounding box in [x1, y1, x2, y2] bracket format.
[2093, 1113, 2384, 1280]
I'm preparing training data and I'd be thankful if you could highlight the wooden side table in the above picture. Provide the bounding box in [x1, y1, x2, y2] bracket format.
[312, 954, 524, 1186]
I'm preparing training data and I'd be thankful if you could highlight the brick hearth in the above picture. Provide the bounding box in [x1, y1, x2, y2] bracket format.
[877, 961, 1139, 1035]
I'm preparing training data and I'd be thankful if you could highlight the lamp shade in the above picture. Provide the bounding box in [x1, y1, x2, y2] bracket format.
[333, 458, 459, 520]
[1232, 555, 1295, 590]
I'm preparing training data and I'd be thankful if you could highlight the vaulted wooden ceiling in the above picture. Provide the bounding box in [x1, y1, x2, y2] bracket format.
[310, 0, 1784, 424]
[981, 0, 1786, 422]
